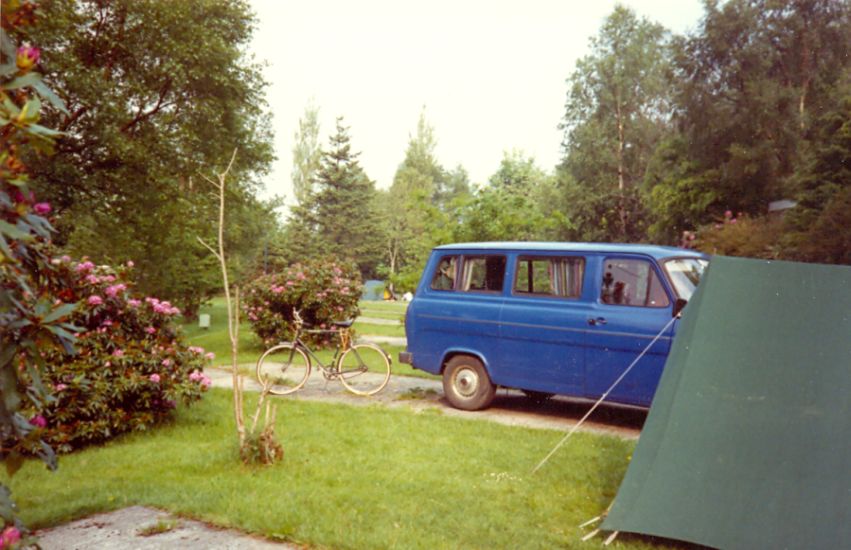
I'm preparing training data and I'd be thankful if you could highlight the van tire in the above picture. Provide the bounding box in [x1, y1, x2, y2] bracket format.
[443, 356, 496, 411]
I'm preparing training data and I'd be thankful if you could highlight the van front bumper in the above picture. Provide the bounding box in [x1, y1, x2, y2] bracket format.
[398, 351, 413, 365]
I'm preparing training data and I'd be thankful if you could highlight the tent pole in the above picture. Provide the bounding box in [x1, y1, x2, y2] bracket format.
[532, 314, 679, 474]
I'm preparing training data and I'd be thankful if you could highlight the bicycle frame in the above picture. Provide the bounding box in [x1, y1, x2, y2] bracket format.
[283, 324, 360, 380]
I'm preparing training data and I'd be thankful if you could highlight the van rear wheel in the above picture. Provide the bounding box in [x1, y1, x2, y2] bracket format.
[443, 356, 496, 411]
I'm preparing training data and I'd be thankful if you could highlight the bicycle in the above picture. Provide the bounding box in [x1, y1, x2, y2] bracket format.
[255, 310, 391, 396]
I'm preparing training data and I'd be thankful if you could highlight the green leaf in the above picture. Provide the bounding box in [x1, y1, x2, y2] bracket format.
[7, 318, 32, 330]
[0, 344, 16, 370]
[0, 368, 21, 413]
[0, 219, 33, 240]
[27, 123, 63, 138]
[4, 452, 23, 478]
[32, 79, 70, 115]
[4, 72, 42, 90]
[43, 302, 79, 324]
[46, 324, 78, 342]
[0, 63, 17, 77]
[38, 440, 58, 471]
[0, 232, 13, 259]
[0, 29, 16, 58]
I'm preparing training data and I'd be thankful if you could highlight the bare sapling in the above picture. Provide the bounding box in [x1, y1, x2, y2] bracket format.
[198, 149, 283, 464]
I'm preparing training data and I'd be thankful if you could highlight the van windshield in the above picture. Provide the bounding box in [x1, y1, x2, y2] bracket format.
[664, 258, 709, 300]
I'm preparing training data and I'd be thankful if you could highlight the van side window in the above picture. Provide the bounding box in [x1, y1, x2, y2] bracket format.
[460, 255, 506, 292]
[431, 256, 458, 290]
[514, 256, 585, 298]
[601, 259, 670, 307]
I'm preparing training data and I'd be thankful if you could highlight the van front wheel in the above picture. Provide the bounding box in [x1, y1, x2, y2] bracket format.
[443, 356, 496, 411]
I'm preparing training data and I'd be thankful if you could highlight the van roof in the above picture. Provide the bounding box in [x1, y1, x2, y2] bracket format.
[433, 241, 708, 261]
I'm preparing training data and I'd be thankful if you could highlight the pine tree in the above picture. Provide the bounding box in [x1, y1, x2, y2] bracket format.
[312, 118, 383, 277]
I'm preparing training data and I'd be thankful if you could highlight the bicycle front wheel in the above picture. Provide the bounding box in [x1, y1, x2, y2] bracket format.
[256, 343, 311, 395]
[337, 343, 391, 396]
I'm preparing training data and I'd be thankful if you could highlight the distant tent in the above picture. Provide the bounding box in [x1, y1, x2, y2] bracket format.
[601, 256, 851, 549]
[362, 280, 385, 301]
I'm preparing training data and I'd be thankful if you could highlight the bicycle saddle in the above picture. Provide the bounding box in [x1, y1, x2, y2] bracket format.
[332, 319, 354, 328]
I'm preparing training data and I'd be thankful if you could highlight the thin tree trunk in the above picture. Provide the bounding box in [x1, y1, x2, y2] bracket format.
[616, 100, 628, 239]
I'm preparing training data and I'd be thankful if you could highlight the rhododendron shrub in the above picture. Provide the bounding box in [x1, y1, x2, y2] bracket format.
[243, 259, 362, 347]
[29, 258, 213, 453]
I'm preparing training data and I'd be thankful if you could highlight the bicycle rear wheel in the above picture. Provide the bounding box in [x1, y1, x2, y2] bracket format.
[256, 343, 311, 395]
[337, 343, 391, 396]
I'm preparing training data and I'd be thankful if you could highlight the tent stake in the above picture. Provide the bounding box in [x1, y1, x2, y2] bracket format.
[532, 315, 679, 474]
[579, 515, 602, 528]
[604, 531, 620, 545]
[581, 529, 600, 542]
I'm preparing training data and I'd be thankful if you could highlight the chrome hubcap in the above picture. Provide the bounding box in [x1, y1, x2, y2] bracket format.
[455, 367, 479, 397]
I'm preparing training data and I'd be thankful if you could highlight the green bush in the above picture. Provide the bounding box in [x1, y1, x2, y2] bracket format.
[243, 259, 362, 347]
[28, 258, 213, 453]
[695, 211, 785, 259]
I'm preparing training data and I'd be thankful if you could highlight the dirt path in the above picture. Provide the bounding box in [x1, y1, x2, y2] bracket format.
[204, 367, 645, 440]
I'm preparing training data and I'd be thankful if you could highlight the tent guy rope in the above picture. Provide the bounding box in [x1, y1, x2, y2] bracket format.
[531, 313, 680, 474]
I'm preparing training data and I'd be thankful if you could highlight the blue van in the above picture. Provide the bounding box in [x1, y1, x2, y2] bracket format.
[399, 242, 708, 410]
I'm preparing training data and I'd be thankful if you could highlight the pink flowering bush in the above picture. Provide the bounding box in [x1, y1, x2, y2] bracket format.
[243, 259, 362, 347]
[25, 258, 214, 453]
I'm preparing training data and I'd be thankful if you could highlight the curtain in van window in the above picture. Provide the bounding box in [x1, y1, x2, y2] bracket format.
[460, 256, 506, 292]
[515, 257, 584, 298]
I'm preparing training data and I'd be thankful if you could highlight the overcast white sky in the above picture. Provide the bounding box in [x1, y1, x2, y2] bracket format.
[250, 0, 706, 204]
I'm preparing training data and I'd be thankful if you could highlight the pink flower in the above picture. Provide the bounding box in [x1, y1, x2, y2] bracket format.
[189, 346, 204, 354]
[55, 383, 67, 392]
[730, 218, 738, 224]
[201, 376, 212, 389]
[189, 370, 202, 381]
[724, 210, 733, 219]
[149, 373, 161, 383]
[30, 415, 47, 428]
[61, 255, 72, 263]
[127, 260, 135, 268]
[128, 299, 141, 308]
[286, 281, 294, 286]
[33, 202, 51, 215]
[105, 284, 126, 297]
[85, 274, 99, 285]
[112, 349, 124, 357]
[145, 326, 157, 334]
[1, 526, 21, 547]
[88, 295, 103, 306]
[76, 261, 95, 273]
[205, 352, 215, 361]
[161, 359, 172, 367]
[16, 43, 40, 71]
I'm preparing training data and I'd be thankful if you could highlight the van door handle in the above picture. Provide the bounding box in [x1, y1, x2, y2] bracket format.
[588, 317, 607, 326]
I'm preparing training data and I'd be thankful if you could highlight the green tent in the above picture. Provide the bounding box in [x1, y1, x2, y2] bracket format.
[601, 256, 851, 549]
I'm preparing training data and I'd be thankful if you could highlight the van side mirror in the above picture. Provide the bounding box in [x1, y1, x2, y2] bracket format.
[673, 298, 688, 318]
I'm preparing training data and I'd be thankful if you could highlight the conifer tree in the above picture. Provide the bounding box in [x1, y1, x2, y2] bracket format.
[311, 117, 383, 277]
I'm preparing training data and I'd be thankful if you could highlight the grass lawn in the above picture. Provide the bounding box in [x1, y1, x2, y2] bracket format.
[181, 298, 266, 366]
[359, 300, 408, 321]
[353, 321, 405, 338]
[8, 390, 665, 549]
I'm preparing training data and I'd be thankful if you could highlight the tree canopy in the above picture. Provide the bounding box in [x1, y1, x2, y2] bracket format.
[16, 0, 276, 314]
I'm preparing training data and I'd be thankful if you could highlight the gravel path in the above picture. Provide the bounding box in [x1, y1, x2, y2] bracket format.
[204, 366, 645, 439]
